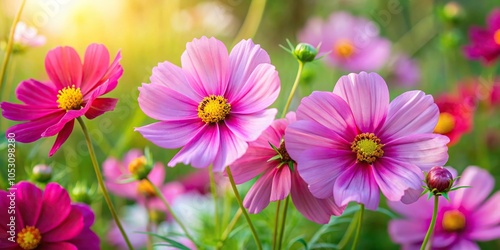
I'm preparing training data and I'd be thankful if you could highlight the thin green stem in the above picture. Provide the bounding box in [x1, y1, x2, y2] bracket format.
[281, 61, 304, 118]
[145, 177, 198, 248]
[0, 0, 26, 93]
[276, 196, 290, 250]
[220, 208, 242, 244]
[225, 167, 262, 250]
[337, 212, 359, 250]
[231, 0, 267, 46]
[209, 165, 220, 238]
[76, 117, 134, 250]
[351, 204, 365, 250]
[421, 196, 439, 250]
[272, 200, 281, 250]
[146, 202, 153, 250]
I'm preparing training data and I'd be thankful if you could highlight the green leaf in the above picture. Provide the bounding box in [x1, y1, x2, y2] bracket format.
[286, 236, 308, 250]
[427, 192, 434, 200]
[450, 185, 471, 191]
[267, 155, 282, 162]
[441, 192, 450, 201]
[138, 232, 191, 250]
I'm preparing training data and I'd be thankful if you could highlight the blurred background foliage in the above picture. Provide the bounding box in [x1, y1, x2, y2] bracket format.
[1, 0, 499, 249]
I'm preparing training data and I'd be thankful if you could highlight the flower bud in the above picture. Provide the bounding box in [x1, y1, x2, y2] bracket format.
[426, 166, 454, 195]
[128, 156, 151, 180]
[71, 183, 95, 205]
[31, 164, 52, 183]
[293, 43, 318, 63]
[440, 2, 465, 25]
[148, 209, 167, 224]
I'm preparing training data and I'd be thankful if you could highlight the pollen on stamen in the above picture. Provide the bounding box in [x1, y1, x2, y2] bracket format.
[334, 39, 355, 58]
[351, 133, 384, 164]
[17, 226, 42, 250]
[57, 85, 83, 111]
[197, 95, 231, 124]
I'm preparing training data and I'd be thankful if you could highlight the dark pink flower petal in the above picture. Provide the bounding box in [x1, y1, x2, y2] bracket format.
[0, 190, 23, 238]
[37, 183, 72, 233]
[452, 166, 494, 210]
[71, 203, 95, 227]
[15, 79, 58, 107]
[379, 91, 439, 141]
[5, 112, 64, 143]
[39, 242, 78, 250]
[84, 98, 118, 120]
[68, 229, 100, 250]
[135, 120, 204, 149]
[95, 50, 122, 96]
[1, 102, 59, 121]
[333, 72, 389, 132]
[372, 157, 423, 202]
[270, 166, 291, 201]
[138, 83, 199, 121]
[43, 207, 84, 242]
[230, 146, 275, 184]
[487, 9, 500, 31]
[224, 109, 277, 142]
[45, 46, 83, 89]
[16, 182, 43, 226]
[169, 125, 220, 169]
[213, 123, 248, 172]
[333, 163, 379, 210]
[243, 168, 275, 213]
[48, 119, 74, 156]
[81, 43, 110, 95]
[388, 219, 427, 244]
[151, 61, 202, 102]
[181, 36, 229, 96]
[229, 64, 280, 114]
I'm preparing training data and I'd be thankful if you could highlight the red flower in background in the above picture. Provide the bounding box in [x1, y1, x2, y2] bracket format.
[434, 91, 475, 145]
[463, 9, 500, 63]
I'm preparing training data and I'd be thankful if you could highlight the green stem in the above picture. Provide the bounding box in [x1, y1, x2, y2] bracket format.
[146, 202, 154, 250]
[145, 177, 198, 248]
[272, 200, 281, 250]
[220, 208, 242, 244]
[209, 165, 220, 238]
[281, 61, 304, 118]
[421, 196, 439, 250]
[225, 167, 262, 250]
[0, 0, 26, 93]
[231, 0, 267, 46]
[351, 204, 365, 250]
[76, 117, 134, 250]
[337, 212, 359, 250]
[276, 196, 290, 250]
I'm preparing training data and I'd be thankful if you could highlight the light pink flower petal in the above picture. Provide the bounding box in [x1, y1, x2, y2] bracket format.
[37, 183, 72, 233]
[181, 36, 229, 96]
[48, 119, 75, 156]
[169, 124, 220, 169]
[5, 112, 64, 143]
[285, 120, 351, 153]
[84, 98, 118, 120]
[334, 163, 380, 210]
[388, 219, 427, 244]
[472, 192, 500, 229]
[379, 90, 439, 141]
[151, 60, 203, 101]
[17, 182, 43, 226]
[123, 149, 144, 166]
[149, 163, 166, 187]
[468, 226, 500, 241]
[296, 91, 358, 141]
[453, 166, 494, 210]
[81, 44, 110, 95]
[229, 63, 280, 114]
[227, 39, 271, 100]
[135, 120, 204, 149]
[40, 242, 78, 250]
[43, 207, 84, 242]
[146, 182, 186, 211]
[387, 196, 435, 220]
[345, 38, 391, 72]
[270, 166, 291, 201]
[400, 187, 425, 205]
[291, 171, 344, 224]
[384, 134, 449, 170]
[450, 239, 479, 250]
[230, 146, 275, 184]
[212, 123, 249, 172]
[138, 82, 199, 121]
[372, 157, 423, 202]
[297, 17, 324, 49]
[243, 168, 275, 213]
[15, 79, 58, 107]
[225, 109, 277, 142]
[1, 102, 59, 121]
[104, 156, 138, 199]
[45, 46, 83, 89]
[333, 72, 389, 132]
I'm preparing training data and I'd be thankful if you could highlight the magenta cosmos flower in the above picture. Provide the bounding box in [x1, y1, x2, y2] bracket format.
[463, 9, 500, 63]
[0, 182, 99, 249]
[136, 37, 280, 172]
[434, 93, 474, 146]
[1, 44, 122, 156]
[285, 72, 449, 210]
[389, 166, 500, 250]
[298, 12, 391, 72]
[230, 112, 344, 223]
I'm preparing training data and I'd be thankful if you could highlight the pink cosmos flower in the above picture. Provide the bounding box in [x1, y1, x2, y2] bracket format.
[136, 37, 280, 172]
[0, 181, 99, 249]
[463, 9, 500, 63]
[298, 12, 391, 72]
[14, 22, 46, 48]
[230, 112, 344, 223]
[285, 72, 449, 210]
[389, 166, 500, 250]
[389, 54, 421, 88]
[1, 44, 122, 156]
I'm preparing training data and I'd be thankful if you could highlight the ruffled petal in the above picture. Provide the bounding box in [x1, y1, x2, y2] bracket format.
[150, 60, 202, 101]
[43, 207, 84, 242]
[372, 157, 423, 202]
[453, 166, 494, 211]
[334, 163, 380, 210]
[243, 168, 275, 213]
[135, 120, 204, 149]
[212, 123, 248, 172]
[81, 44, 110, 95]
[270, 166, 291, 201]
[45, 46, 83, 89]
[15, 79, 58, 107]
[224, 109, 277, 142]
[84, 97, 118, 120]
[37, 183, 72, 233]
[48, 119, 74, 157]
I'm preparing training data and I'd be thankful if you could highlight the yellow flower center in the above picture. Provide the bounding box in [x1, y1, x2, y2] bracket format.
[442, 210, 466, 232]
[57, 85, 83, 111]
[494, 29, 500, 46]
[17, 226, 42, 250]
[334, 39, 355, 58]
[434, 112, 455, 134]
[128, 156, 147, 176]
[197, 95, 231, 124]
[137, 179, 156, 198]
[351, 133, 384, 164]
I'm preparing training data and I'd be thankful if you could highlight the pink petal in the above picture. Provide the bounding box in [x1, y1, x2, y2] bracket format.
[270, 166, 291, 201]
[226, 39, 271, 101]
[48, 119, 75, 156]
[334, 163, 380, 210]
[39, 242, 78, 250]
[138, 82, 199, 121]
[384, 134, 449, 170]
[453, 166, 494, 210]
[345, 38, 391, 72]
[388, 219, 427, 244]
[168, 124, 220, 169]
[81, 44, 110, 95]
[135, 120, 204, 149]
[97, 50, 123, 96]
[45, 46, 83, 89]
[333, 72, 389, 132]
[291, 171, 344, 224]
[84, 97, 118, 120]
[379, 91, 439, 141]
[229, 146, 275, 184]
[297, 17, 324, 50]
[212, 123, 249, 172]
[148, 163, 166, 187]
[471, 192, 500, 229]
[146, 182, 186, 211]
[5, 112, 64, 143]
[68, 229, 100, 250]
[229, 63, 280, 114]
[181, 36, 229, 96]
[15, 79, 58, 107]
[17, 182, 43, 226]
[1, 102, 59, 121]
[450, 239, 479, 250]
[151, 60, 202, 101]
[71, 203, 95, 227]
[372, 157, 423, 202]
[387, 197, 434, 220]
[37, 183, 72, 233]
[468, 226, 500, 241]
[224, 109, 277, 142]
[243, 168, 275, 213]
[295, 91, 358, 141]
[43, 207, 84, 242]
[123, 149, 144, 166]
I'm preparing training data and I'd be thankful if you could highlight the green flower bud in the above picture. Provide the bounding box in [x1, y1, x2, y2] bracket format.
[31, 164, 52, 183]
[440, 2, 465, 25]
[128, 156, 152, 180]
[71, 183, 95, 205]
[293, 43, 318, 63]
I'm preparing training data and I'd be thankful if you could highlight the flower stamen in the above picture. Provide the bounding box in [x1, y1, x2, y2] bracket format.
[17, 226, 42, 250]
[334, 39, 355, 58]
[57, 85, 83, 111]
[197, 95, 231, 124]
[494, 29, 500, 45]
[137, 179, 156, 198]
[442, 210, 466, 232]
[434, 112, 455, 134]
[351, 133, 384, 164]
